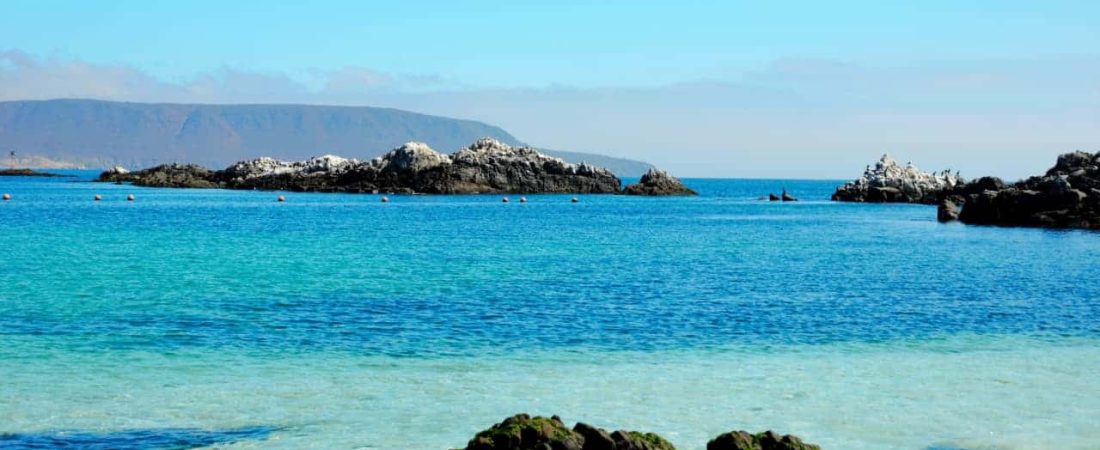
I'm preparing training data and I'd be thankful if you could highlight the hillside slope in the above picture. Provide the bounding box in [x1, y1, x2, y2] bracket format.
[0, 99, 651, 175]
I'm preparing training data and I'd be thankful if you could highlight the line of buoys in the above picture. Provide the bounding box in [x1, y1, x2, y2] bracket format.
[1, 193, 597, 204]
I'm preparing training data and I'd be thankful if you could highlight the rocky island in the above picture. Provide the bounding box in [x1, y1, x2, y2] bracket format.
[0, 168, 70, 177]
[623, 168, 698, 196]
[834, 151, 1099, 230]
[455, 414, 819, 450]
[100, 138, 696, 196]
[832, 154, 964, 204]
[941, 151, 1100, 230]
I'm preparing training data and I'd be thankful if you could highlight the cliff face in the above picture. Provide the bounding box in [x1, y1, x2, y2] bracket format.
[832, 154, 965, 204]
[101, 138, 624, 195]
[949, 151, 1100, 230]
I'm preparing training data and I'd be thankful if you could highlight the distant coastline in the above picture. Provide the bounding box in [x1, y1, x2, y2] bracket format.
[0, 98, 654, 177]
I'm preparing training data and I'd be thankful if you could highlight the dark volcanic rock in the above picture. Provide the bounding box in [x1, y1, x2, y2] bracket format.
[458, 415, 675, 450]
[97, 138, 623, 194]
[953, 150, 1100, 230]
[463, 414, 584, 450]
[608, 431, 676, 450]
[938, 199, 960, 222]
[458, 414, 822, 450]
[103, 163, 221, 188]
[707, 430, 820, 450]
[623, 168, 697, 196]
[768, 193, 780, 202]
[781, 189, 797, 202]
[833, 154, 964, 204]
[573, 423, 615, 450]
[0, 168, 69, 177]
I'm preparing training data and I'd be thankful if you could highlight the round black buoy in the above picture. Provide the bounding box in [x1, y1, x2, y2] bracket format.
[502, 197, 510, 203]
[519, 197, 528, 203]
[381, 196, 390, 203]
[127, 194, 135, 201]
[2, 193, 10, 201]
[277, 195, 286, 202]
[571, 197, 579, 203]
[94, 194, 102, 201]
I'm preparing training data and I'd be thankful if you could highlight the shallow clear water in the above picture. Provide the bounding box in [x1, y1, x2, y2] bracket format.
[2, 172, 1099, 449]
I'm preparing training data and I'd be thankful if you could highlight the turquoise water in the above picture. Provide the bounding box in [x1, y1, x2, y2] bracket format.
[2, 172, 1099, 449]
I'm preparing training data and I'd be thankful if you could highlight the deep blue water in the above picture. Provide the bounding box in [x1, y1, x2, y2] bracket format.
[2, 172, 1099, 358]
[2, 171, 1099, 449]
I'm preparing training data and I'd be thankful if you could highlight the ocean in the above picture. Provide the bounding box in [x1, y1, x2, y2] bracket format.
[1, 172, 1098, 449]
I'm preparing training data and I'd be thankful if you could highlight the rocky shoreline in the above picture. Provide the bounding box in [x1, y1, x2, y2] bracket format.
[834, 151, 1099, 230]
[946, 151, 1100, 229]
[99, 138, 696, 196]
[456, 414, 819, 450]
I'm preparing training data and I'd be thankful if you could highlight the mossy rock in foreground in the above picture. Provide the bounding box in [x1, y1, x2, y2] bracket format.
[706, 430, 821, 450]
[463, 414, 585, 450]
[459, 414, 677, 450]
[611, 431, 677, 450]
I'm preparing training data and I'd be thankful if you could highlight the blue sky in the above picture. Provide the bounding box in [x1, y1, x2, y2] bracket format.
[0, 0, 1097, 177]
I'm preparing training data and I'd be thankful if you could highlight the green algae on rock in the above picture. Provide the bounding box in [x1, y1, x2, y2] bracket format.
[458, 414, 677, 450]
[706, 430, 821, 450]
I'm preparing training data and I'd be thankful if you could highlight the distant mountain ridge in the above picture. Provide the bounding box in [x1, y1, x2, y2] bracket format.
[0, 99, 651, 176]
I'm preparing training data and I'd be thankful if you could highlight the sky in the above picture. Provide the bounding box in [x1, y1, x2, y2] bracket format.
[0, 0, 1097, 178]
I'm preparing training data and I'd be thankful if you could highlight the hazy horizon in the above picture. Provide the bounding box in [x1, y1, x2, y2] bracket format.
[1, 0, 1096, 179]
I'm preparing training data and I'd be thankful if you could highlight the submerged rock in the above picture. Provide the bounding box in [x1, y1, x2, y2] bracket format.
[707, 430, 820, 450]
[458, 415, 676, 450]
[952, 150, 1100, 230]
[623, 168, 698, 196]
[98, 138, 623, 194]
[832, 154, 964, 204]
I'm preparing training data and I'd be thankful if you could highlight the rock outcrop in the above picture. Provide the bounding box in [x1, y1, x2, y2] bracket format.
[456, 414, 821, 450]
[0, 168, 69, 177]
[98, 138, 624, 195]
[623, 168, 698, 196]
[937, 199, 960, 222]
[707, 430, 820, 450]
[458, 414, 675, 450]
[832, 154, 964, 204]
[946, 151, 1100, 229]
[99, 163, 219, 188]
[103, 165, 130, 177]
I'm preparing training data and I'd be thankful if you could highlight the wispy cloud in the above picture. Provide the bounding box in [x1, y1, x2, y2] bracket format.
[1, 49, 1096, 178]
